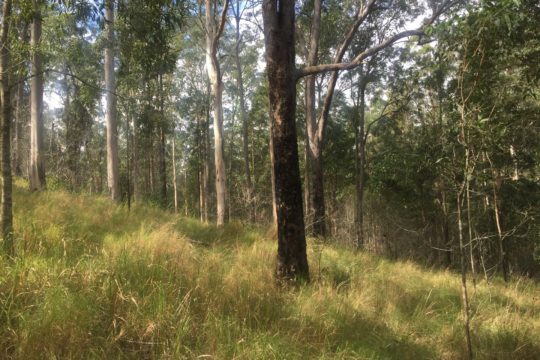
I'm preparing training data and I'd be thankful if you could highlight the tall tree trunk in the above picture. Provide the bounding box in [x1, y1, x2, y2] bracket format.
[105, 0, 119, 201]
[205, 0, 229, 225]
[305, 0, 324, 237]
[263, 0, 309, 281]
[29, 0, 45, 191]
[354, 79, 367, 249]
[1, 0, 14, 257]
[233, 1, 255, 222]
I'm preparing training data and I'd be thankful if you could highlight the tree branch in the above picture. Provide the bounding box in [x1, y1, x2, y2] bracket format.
[298, 29, 423, 78]
[297, 0, 460, 79]
[215, 0, 230, 44]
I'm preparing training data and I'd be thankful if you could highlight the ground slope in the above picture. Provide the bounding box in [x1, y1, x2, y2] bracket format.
[1, 180, 539, 359]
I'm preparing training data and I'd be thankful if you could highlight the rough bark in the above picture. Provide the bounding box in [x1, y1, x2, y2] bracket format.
[29, 0, 46, 191]
[105, 0, 120, 201]
[263, 0, 309, 281]
[1, 0, 14, 257]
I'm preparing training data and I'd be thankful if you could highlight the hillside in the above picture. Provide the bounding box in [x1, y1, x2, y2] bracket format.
[1, 180, 539, 360]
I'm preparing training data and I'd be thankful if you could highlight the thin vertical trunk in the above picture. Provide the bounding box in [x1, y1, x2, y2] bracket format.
[105, 0, 119, 201]
[233, 1, 255, 222]
[205, 0, 229, 225]
[172, 136, 178, 213]
[198, 86, 211, 223]
[263, 0, 309, 281]
[441, 190, 452, 267]
[492, 179, 508, 282]
[159, 73, 167, 207]
[132, 115, 139, 201]
[184, 167, 189, 216]
[198, 112, 205, 221]
[29, 0, 46, 191]
[303, 138, 310, 231]
[1, 0, 14, 257]
[354, 79, 367, 249]
[126, 97, 132, 210]
[310, 149, 325, 237]
[457, 190, 474, 360]
[465, 174, 477, 288]
[13, 75, 24, 177]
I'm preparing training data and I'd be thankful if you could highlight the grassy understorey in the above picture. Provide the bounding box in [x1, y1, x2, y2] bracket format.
[1, 180, 539, 359]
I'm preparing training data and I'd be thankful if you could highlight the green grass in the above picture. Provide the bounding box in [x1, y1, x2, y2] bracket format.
[1, 179, 539, 359]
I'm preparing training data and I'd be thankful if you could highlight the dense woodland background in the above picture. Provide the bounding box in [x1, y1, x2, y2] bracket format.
[1, 0, 539, 278]
[0, 0, 540, 358]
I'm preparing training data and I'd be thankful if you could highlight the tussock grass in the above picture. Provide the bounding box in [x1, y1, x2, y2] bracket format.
[1, 179, 539, 359]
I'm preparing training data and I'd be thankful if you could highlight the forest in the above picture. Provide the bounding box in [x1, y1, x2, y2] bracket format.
[0, 0, 539, 359]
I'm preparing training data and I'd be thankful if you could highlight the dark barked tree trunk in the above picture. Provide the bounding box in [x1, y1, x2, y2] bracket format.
[262, 0, 309, 282]
[1, 0, 14, 257]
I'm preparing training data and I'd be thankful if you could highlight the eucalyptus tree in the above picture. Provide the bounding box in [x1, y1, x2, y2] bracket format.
[204, 0, 230, 225]
[29, 0, 46, 190]
[104, 0, 120, 201]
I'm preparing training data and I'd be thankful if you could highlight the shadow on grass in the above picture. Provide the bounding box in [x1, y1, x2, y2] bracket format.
[174, 217, 260, 248]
